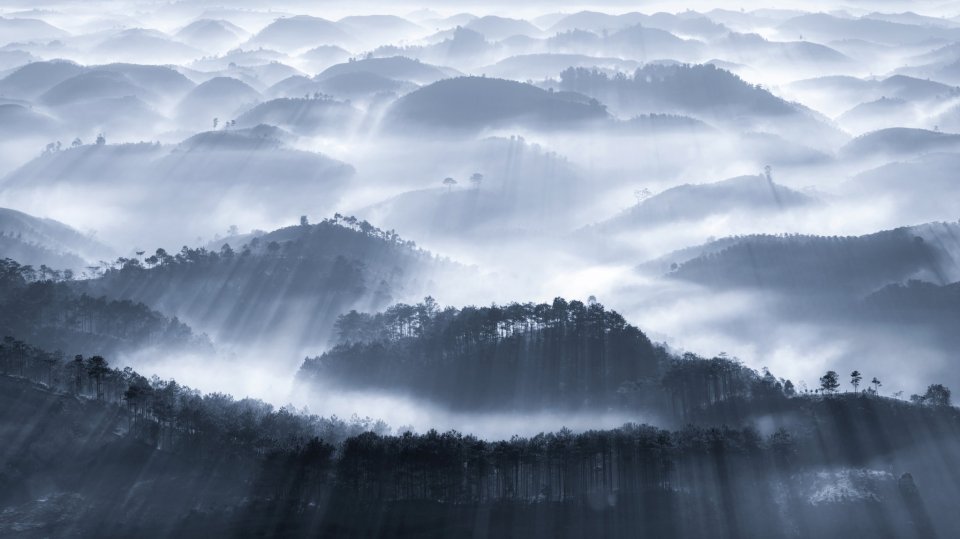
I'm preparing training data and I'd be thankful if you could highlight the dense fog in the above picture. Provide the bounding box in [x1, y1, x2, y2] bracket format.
[2, 1, 960, 537]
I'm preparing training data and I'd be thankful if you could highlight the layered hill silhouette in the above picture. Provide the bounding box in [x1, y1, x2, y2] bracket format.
[559, 63, 796, 118]
[593, 175, 817, 232]
[235, 97, 360, 135]
[175, 76, 260, 127]
[246, 16, 356, 51]
[840, 128, 960, 159]
[300, 297, 665, 410]
[316, 56, 456, 85]
[660, 222, 960, 297]
[0, 138, 354, 248]
[176, 19, 249, 51]
[382, 76, 607, 133]
[777, 13, 960, 46]
[358, 137, 587, 238]
[0, 16, 68, 45]
[0, 60, 85, 99]
[0, 207, 113, 270]
[80, 216, 455, 349]
[0, 258, 208, 357]
[0, 103, 58, 137]
[91, 29, 201, 64]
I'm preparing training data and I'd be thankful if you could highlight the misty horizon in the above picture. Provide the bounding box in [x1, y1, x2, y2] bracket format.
[2, 1, 960, 537]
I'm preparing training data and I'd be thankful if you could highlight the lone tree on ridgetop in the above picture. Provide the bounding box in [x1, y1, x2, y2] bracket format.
[851, 370, 862, 393]
[820, 370, 840, 394]
[443, 177, 457, 192]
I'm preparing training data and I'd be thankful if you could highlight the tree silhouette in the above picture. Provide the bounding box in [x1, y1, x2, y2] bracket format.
[633, 188, 652, 205]
[469, 172, 483, 189]
[820, 371, 839, 394]
[919, 384, 951, 407]
[871, 377, 882, 394]
[850, 370, 862, 393]
[86, 356, 110, 400]
[72, 354, 84, 394]
[443, 177, 457, 192]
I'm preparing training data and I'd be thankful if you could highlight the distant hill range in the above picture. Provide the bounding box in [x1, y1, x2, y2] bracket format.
[0, 207, 113, 271]
[647, 222, 960, 297]
[383, 76, 608, 133]
[591, 174, 817, 233]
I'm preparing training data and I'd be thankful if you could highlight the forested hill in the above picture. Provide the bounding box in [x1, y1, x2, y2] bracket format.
[555, 63, 843, 147]
[3, 341, 960, 538]
[665, 223, 960, 296]
[301, 298, 666, 410]
[557, 63, 797, 119]
[0, 258, 208, 357]
[80, 215, 455, 349]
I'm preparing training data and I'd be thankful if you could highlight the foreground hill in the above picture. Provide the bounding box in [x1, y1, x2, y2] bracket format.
[4, 350, 960, 537]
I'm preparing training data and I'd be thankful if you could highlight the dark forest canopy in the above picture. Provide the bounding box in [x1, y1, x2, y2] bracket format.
[2, 340, 960, 538]
[0, 258, 207, 356]
[299, 297, 813, 418]
[300, 297, 667, 410]
[79, 215, 453, 347]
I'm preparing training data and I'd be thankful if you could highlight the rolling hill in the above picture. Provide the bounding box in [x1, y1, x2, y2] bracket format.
[0, 207, 113, 270]
[246, 15, 355, 51]
[81, 216, 455, 349]
[382, 76, 608, 133]
[593, 175, 817, 232]
[316, 56, 455, 85]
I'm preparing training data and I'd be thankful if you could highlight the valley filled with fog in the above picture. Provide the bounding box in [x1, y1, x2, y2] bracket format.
[3, 0, 959, 416]
[3, 1, 960, 537]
